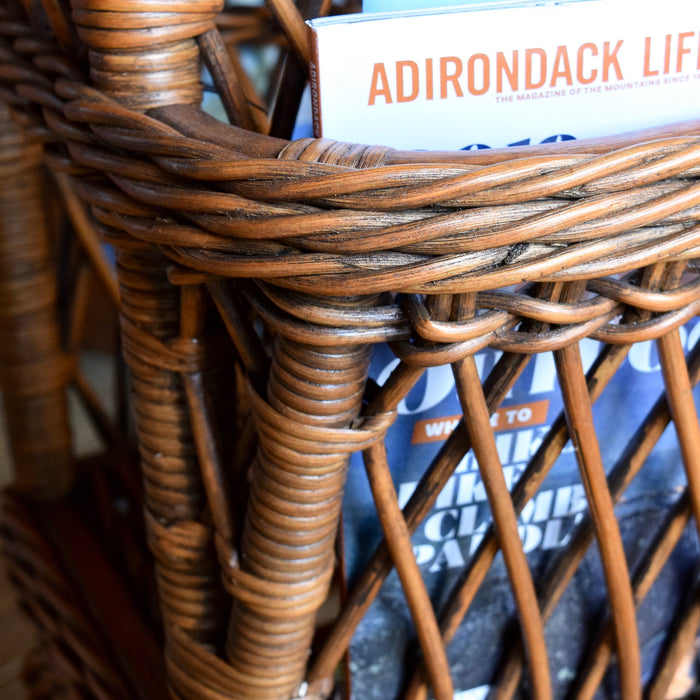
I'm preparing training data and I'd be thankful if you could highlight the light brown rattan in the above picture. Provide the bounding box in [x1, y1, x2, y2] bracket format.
[1, 0, 700, 699]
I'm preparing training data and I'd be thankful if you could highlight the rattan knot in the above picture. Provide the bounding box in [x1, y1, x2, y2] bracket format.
[248, 379, 396, 456]
[218, 540, 335, 619]
[146, 511, 216, 568]
[72, 0, 222, 110]
[165, 624, 335, 700]
[279, 137, 391, 168]
[119, 316, 208, 373]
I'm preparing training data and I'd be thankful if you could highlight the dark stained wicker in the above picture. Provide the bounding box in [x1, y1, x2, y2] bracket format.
[0, 0, 700, 699]
[0, 487, 169, 700]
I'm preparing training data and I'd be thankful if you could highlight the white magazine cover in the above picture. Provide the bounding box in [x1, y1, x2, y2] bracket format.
[307, 0, 700, 150]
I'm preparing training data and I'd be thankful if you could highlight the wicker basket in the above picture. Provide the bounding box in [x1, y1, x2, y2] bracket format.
[1, 0, 700, 699]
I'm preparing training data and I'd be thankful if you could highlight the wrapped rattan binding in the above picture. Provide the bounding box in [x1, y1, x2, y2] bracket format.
[1, 0, 700, 698]
[0, 104, 73, 500]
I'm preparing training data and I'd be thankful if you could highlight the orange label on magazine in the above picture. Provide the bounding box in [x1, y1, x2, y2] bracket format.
[411, 399, 549, 444]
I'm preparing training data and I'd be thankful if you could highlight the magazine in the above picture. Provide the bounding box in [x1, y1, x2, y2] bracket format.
[344, 325, 700, 698]
[307, 0, 700, 150]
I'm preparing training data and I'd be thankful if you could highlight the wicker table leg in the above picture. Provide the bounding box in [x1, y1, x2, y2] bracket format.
[224, 331, 372, 699]
[0, 104, 73, 500]
[114, 244, 228, 648]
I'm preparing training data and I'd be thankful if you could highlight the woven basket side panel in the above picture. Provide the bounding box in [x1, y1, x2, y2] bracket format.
[303, 276, 700, 700]
[2, 0, 700, 697]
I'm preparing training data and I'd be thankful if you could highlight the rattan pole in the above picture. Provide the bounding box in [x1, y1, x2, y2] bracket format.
[0, 104, 73, 500]
[225, 327, 373, 698]
[69, 0, 233, 661]
[116, 244, 227, 645]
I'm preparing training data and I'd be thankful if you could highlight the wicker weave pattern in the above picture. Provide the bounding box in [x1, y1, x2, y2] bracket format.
[1, 0, 700, 698]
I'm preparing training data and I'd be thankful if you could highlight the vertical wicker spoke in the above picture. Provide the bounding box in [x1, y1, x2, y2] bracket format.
[73, 368, 123, 447]
[267, 0, 329, 139]
[646, 575, 700, 700]
[401, 284, 565, 700]
[571, 490, 691, 700]
[37, 0, 78, 53]
[64, 261, 122, 447]
[198, 27, 268, 133]
[363, 441, 454, 700]
[657, 330, 700, 530]
[182, 369, 235, 539]
[180, 284, 236, 546]
[208, 279, 269, 380]
[264, 0, 309, 66]
[404, 342, 630, 700]
[554, 337, 641, 697]
[65, 263, 93, 352]
[644, 306, 700, 700]
[485, 266, 673, 697]
[454, 356, 552, 700]
[54, 172, 120, 307]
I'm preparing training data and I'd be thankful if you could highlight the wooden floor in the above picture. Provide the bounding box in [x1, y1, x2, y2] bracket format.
[0, 403, 33, 700]
[0, 568, 33, 699]
[0, 351, 115, 699]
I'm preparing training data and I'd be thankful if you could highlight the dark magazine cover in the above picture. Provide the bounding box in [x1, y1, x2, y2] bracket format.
[342, 319, 700, 699]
